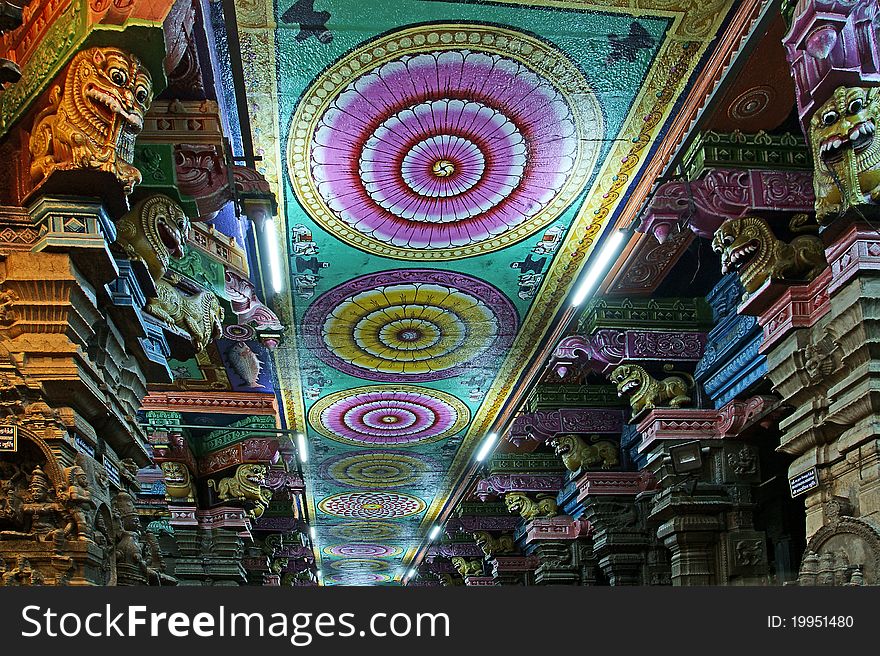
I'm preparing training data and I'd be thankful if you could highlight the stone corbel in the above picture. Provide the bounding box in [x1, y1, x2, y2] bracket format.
[635, 395, 781, 453]
[783, 0, 880, 132]
[427, 543, 484, 559]
[464, 576, 496, 586]
[490, 555, 539, 576]
[575, 471, 657, 501]
[446, 515, 521, 533]
[198, 438, 281, 476]
[524, 516, 592, 544]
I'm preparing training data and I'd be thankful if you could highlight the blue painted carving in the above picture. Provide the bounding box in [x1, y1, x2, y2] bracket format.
[620, 423, 645, 470]
[557, 476, 583, 519]
[105, 257, 173, 383]
[694, 273, 767, 407]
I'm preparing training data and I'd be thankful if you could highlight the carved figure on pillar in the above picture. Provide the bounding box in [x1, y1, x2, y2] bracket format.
[451, 557, 483, 577]
[207, 464, 272, 517]
[21, 465, 64, 541]
[711, 215, 827, 295]
[29, 47, 154, 194]
[59, 465, 96, 543]
[160, 461, 197, 503]
[608, 364, 693, 414]
[147, 280, 224, 353]
[115, 195, 191, 281]
[472, 531, 515, 557]
[810, 87, 880, 220]
[504, 492, 558, 521]
[549, 433, 619, 472]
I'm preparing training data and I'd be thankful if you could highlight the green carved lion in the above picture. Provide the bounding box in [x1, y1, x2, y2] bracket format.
[159, 461, 196, 504]
[451, 557, 483, 577]
[472, 531, 515, 557]
[711, 215, 826, 296]
[810, 86, 880, 221]
[504, 492, 558, 522]
[146, 279, 224, 353]
[550, 434, 619, 472]
[608, 364, 692, 415]
[207, 464, 272, 517]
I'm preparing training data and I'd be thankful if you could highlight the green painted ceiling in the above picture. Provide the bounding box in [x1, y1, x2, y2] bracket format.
[235, 0, 739, 584]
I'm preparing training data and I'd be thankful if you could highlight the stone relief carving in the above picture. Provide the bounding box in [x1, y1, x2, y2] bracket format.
[160, 461, 196, 503]
[207, 463, 272, 517]
[796, 497, 880, 585]
[451, 557, 483, 577]
[472, 531, 515, 557]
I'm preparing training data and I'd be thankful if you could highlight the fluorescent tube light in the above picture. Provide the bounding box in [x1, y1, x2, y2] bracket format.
[297, 433, 308, 463]
[571, 229, 627, 306]
[475, 432, 498, 462]
[429, 525, 442, 541]
[263, 217, 284, 294]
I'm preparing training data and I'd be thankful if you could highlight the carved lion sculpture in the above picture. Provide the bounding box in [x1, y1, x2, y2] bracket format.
[207, 464, 272, 517]
[608, 364, 692, 415]
[147, 279, 224, 352]
[159, 461, 196, 504]
[472, 531, 515, 557]
[29, 47, 153, 194]
[116, 195, 191, 281]
[809, 86, 880, 221]
[549, 433, 619, 472]
[451, 557, 483, 577]
[711, 215, 826, 295]
[504, 492, 558, 522]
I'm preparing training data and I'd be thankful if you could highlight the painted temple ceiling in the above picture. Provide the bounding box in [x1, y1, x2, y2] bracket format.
[233, 0, 742, 585]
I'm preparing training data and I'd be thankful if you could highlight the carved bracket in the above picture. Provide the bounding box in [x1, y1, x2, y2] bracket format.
[524, 516, 592, 543]
[550, 329, 706, 378]
[641, 168, 815, 243]
[475, 473, 565, 501]
[505, 408, 624, 447]
[574, 471, 657, 500]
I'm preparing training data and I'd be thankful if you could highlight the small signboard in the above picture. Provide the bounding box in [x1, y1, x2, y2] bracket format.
[0, 424, 16, 452]
[104, 456, 121, 489]
[789, 467, 819, 497]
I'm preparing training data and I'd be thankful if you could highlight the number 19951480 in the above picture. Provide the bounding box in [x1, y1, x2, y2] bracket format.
[768, 616, 854, 628]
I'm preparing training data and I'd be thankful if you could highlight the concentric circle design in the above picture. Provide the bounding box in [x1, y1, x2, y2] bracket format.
[223, 324, 255, 341]
[302, 269, 517, 381]
[318, 492, 426, 519]
[310, 386, 469, 446]
[327, 573, 392, 585]
[329, 522, 402, 542]
[322, 450, 434, 487]
[330, 558, 390, 572]
[288, 23, 603, 260]
[324, 544, 403, 558]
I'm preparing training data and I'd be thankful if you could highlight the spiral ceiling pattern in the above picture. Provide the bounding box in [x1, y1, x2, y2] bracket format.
[288, 24, 602, 259]
[302, 269, 517, 381]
